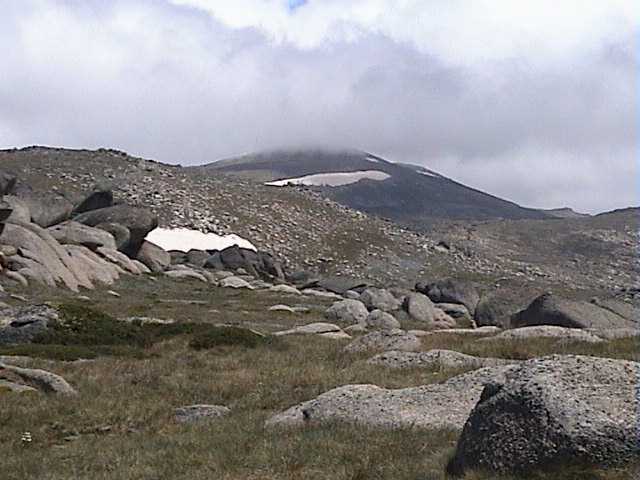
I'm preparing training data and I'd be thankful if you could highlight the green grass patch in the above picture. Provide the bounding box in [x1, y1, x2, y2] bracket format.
[0, 303, 281, 360]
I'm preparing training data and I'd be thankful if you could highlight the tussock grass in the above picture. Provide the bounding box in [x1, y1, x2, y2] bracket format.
[1, 277, 637, 479]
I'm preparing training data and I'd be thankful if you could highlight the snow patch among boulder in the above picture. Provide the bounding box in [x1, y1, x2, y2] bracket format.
[145, 228, 256, 253]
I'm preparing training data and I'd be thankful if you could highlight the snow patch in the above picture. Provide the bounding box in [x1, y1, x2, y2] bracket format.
[145, 228, 256, 253]
[265, 170, 391, 187]
[366, 155, 382, 163]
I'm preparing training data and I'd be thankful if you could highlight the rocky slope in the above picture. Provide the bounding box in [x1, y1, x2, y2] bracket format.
[0, 146, 636, 299]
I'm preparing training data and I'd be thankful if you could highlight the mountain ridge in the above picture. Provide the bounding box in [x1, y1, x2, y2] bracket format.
[192, 148, 550, 227]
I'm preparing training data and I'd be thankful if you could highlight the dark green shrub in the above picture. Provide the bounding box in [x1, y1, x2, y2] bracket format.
[189, 326, 276, 350]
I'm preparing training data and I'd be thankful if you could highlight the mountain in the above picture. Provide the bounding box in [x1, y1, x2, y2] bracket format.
[192, 149, 549, 227]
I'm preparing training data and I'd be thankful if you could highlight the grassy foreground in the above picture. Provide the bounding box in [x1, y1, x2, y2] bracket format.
[0, 277, 637, 479]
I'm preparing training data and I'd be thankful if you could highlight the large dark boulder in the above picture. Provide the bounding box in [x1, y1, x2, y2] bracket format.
[0, 170, 17, 196]
[474, 295, 513, 328]
[13, 183, 74, 228]
[510, 293, 634, 330]
[257, 251, 285, 280]
[448, 355, 639, 476]
[186, 249, 209, 268]
[0, 305, 59, 346]
[135, 240, 170, 273]
[204, 251, 224, 270]
[72, 189, 114, 215]
[205, 245, 285, 280]
[73, 205, 158, 257]
[416, 278, 480, 315]
[95, 222, 131, 251]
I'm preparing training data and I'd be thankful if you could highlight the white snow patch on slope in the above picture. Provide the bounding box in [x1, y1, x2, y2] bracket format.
[146, 228, 256, 252]
[366, 155, 382, 163]
[265, 170, 391, 187]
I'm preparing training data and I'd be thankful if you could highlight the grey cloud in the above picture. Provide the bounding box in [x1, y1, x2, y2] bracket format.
[0, 0, 636, 213]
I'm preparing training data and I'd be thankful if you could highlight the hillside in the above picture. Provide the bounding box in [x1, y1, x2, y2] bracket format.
[192, 149, 550, 226]
[0, 146, 636, 295]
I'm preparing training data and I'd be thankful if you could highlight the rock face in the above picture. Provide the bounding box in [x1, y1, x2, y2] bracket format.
[511, 293, 635, 330]
[73, 204, 158, 256]
[367, 350, 515, 370]
[448, 355, 639, 476]
[48, 221, 117, 250]
[136, 240, 171, 273]
[416, 279, 480, 315]
[344, 329, 421, 353]
[324, 299, 368, 325]
[360, 288, 401, 312]
[267, 364, 517, 430]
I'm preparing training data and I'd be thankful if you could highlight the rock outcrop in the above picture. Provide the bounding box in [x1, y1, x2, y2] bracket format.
[267, 364, 517, 430]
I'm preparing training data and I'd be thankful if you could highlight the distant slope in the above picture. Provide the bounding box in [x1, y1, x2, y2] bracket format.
[541, 207, 590, 219]
[192, 149, 549, 226]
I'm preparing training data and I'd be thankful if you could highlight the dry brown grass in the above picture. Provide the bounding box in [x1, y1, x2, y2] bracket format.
[1, 277, 637, 479]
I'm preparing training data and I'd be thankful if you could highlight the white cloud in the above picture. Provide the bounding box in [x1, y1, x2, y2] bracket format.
[170, 0, 638, 65]
[0, 0, 637, 213]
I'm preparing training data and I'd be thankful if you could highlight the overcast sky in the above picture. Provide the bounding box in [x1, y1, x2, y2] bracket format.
[1, 0, 637, 213]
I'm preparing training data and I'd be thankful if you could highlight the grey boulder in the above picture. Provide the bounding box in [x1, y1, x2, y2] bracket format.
[0, 362, 77, 395]
[364, 309, 401, 330]
[136, 240, 170, 273]
[448, 355, 639, 475]
[324, 299, 368, 325]
[0, 305, 58, 345]
[360, 288, 401, 312]
[48, 221, 117, 250]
